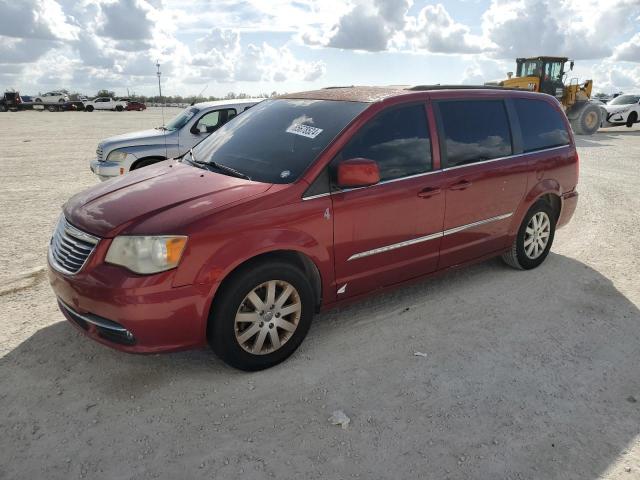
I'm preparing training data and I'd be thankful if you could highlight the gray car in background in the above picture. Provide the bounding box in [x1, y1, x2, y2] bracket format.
[89, 98, 262, 181]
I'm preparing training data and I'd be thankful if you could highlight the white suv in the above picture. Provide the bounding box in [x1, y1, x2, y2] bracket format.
[90, 98, 262, 180]
[602, 94, 640, 128]
[34, 91, 69, 104]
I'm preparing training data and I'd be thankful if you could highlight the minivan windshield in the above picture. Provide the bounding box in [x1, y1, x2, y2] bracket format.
[191, 99, 368, 184]
[608, 95, 640, 105]
[165, 107, 199, 131]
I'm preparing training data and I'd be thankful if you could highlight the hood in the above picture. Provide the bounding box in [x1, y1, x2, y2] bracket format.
[603, 104, 632, 113]
[101, 128, 168, 149]
[64, 161, 272, 237]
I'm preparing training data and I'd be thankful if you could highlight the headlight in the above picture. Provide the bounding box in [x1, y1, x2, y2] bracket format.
[105, 236, 188, 274]
[106, 150, 128, 162]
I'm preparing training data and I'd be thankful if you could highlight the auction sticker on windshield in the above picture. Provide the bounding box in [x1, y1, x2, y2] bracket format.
[286, 124, 323, 139]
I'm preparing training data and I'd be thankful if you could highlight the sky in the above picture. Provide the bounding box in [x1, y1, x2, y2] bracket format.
[1, 0, 639, 98]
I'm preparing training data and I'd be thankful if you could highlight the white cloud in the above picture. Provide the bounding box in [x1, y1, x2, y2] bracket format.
[614, 33, 640, 62]
[327, 4, 393, 51]
[406, 3, 488, 54]
[482, 0, 640, 60]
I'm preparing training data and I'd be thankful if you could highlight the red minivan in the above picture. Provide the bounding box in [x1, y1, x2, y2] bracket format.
[48, 86, 579, 370]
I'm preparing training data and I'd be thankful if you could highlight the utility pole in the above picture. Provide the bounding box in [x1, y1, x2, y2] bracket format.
[156, 60, 162, 100]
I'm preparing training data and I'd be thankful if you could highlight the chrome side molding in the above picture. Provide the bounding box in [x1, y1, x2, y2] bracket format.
[347, 212, 513, 261]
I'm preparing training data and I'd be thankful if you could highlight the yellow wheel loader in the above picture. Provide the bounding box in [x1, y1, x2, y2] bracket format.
[487, 56, 602, 135]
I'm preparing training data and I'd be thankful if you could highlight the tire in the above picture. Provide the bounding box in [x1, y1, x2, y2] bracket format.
[35, 98, 42, 103]
[47, 105, 57, 112]
[501, 200, 556, 270]
[626, 112, 637, 128]
[0, 104, 7, 112]
[571, 103, 601, 135]
[208, 261, 315, 371]
[116, 105, 123, 112]
[58, 98, 64, 103]
[85, 105, 94, 112]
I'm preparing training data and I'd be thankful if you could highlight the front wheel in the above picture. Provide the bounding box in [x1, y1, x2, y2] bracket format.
[0, 104, 7, 112]
[626, 112, 637, 128]
[116, 105, 123, 112]
[502, 200, 556, 270]
[85, 105, 94, 112]
[208, 261, 314, 371]
[47, 105, 57, 112]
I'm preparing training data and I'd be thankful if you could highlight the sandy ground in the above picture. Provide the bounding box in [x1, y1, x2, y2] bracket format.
[0, 108, 639, 480]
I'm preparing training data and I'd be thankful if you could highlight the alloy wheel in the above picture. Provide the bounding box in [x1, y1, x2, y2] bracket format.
[234, 280, 302, 355]
[524, 211, 551, 259]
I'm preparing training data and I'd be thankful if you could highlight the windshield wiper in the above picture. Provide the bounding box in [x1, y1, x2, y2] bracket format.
[187, 149, 251, 181]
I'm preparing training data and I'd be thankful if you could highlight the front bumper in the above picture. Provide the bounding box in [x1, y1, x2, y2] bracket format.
[89, 156, 135, 181]
[48, 257, 213, 353]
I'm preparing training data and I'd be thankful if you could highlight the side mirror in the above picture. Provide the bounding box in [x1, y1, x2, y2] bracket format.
[337, 158, 380, 188]
[570, 60, 574, 70]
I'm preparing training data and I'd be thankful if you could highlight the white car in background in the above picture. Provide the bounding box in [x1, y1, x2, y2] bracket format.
[34, 91, 69, 104]
[90, 98, 262, 180]
[602, 94, 640, 128]
[83, 97, 128, 112]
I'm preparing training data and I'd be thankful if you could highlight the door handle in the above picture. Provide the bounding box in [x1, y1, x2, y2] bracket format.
[449, 180, 473, 191]
[417, 187, 441, 198]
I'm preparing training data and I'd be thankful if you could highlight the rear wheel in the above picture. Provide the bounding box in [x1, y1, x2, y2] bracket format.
[85, 105, 94, 112]
[35, 98, 42, 103]
[58, 98, 64, 103]
[208, 261, 314, 371]
[502, 200, 556, 270]
[116, 105, 123, 112]
[47, 105, 57, 112]
[626, 112, 637, 128]
[0, 104, 7, 112]
[571, 103, 601, 135]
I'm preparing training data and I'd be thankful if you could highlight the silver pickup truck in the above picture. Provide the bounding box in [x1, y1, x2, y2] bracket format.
[89, 98, 262, 181]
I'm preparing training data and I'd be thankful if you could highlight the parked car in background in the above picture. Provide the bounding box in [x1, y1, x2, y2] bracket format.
[1, 91, 26, 111]
[34, 91, 69, 104]
[601, 94, 640, 128]
[53, 86, 578, 370]
[90, 98, 261, 180]
[84, 97, 127, 112]
[124, 99, 146, 111]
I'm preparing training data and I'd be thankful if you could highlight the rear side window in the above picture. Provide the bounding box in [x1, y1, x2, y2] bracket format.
[513, 99, 570, 152]
[338, 103, 432, 182]
[437, 100, 512, 168]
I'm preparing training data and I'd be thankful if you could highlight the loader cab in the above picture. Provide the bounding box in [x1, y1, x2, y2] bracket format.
[516, 56, 568, 98]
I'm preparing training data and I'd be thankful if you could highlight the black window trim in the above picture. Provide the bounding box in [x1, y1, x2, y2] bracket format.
[434, 98, 516, 170]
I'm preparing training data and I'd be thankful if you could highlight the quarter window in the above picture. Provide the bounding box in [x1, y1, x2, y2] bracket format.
[513, 99, 569, 152]
[337, 103, 432, 182]
[437, 100, 513, 168]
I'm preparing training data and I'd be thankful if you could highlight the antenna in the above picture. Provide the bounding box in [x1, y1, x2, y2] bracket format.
[192, 84, 208, 106]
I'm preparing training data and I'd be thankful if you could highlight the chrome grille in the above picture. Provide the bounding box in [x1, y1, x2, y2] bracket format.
[49, 216, 100, 275]
[96, 144, 104, 162]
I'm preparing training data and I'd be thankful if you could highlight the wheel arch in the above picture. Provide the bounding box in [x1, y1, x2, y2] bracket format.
[130, 156, 166, 170]
[508, 180, 562, 237]
[208, 249, 323, 313]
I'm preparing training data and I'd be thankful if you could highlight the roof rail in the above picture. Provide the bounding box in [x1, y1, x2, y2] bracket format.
[408, 84, 524, 91]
